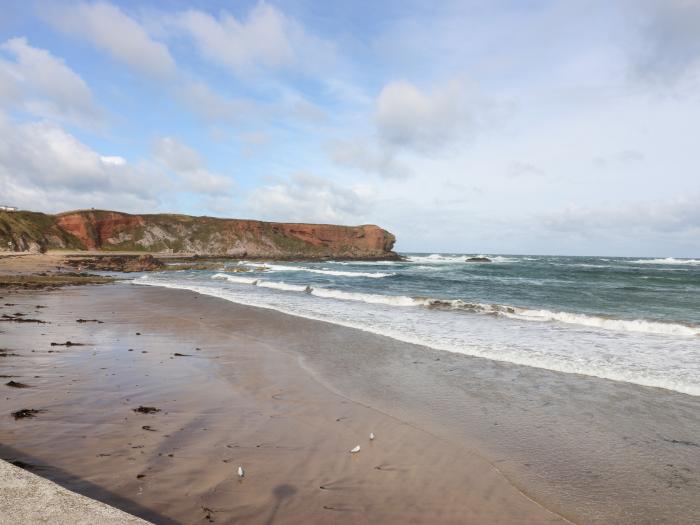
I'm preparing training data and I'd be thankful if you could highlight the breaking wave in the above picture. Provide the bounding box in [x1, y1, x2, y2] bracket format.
[239, 263, 395, 278]
[209, 274, 699, 336]
[406, 254, 517, 264]
[629, 258, 700, 266]
[212, 273, 259, 285]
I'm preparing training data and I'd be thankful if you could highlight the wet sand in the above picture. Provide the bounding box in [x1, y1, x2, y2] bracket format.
[0, 283, 567, 525]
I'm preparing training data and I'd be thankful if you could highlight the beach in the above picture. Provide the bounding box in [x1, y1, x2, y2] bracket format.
[1, 256, 699, 524]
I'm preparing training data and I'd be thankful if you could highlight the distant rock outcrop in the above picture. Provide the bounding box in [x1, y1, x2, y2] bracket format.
[1, 209, 398, 260]
[65, 254, 166, 272]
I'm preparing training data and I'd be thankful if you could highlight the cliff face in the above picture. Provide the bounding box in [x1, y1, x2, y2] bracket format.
[0, 211, 84, 253]
[1, 209, 397, 259]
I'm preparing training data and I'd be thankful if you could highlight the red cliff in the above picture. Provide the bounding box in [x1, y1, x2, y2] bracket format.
[42, 210, 397, 259]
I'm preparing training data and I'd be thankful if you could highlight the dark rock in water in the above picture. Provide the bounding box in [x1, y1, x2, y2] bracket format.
[465, 257, 492, 263]
[12, 408, 43, 419]
[133, 406, 160, 414]
[6, 380, 29, 388]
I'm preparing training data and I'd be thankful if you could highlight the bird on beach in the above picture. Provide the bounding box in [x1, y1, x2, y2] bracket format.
[369, 432, 375, 441]
[350, 445, 361, 453]
[237, 466, 245, 478]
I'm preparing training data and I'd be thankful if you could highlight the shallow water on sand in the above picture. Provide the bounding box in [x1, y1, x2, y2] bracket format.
[138, 253, 700, 396]
[0, 285, 568, 525]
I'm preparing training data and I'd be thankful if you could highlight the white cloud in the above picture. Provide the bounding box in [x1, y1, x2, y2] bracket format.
[0, 54, 22, 106]
[100, 155, 126, 166]
[507, 161, 546, 178]
[49, 1, 176, 78]
[240, 131, 271, 156]
[152, 136, 234, 195]
[327, 77, 503, 178]
[176, 81, 259, 123]
[634, 0, 700, 82]
[171, 3, 335, 76]
[0, 114, 240, 214]
[240, 131, 270, 147]
[328, 138, 409, 179]
[593, 149, 644, 168]
[376, 78, 498, 153]
[0, 112, 167, 212]
[0, 37, 101, 126]
[246, 173, 371, 223]
[538, 195, 700, 238]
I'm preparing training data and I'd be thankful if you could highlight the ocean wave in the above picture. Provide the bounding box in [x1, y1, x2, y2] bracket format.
[210, 274, 699, 336]
[257, 281, 310, 292]
[629, 257, 700, 266]
[311, 287, 417, 306]
[241, 263, 395, 278]
[421, 299, 699, 336]
[134, 277, 700, 396]
[503, 308, 699, 336]
[212, 273, 259, 285]
[325, 260, 398, 266]
[407, 254, 517, 264]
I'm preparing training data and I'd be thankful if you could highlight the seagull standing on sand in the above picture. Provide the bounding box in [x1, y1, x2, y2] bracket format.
[350, 445, 361, 453]
[237, 466, 245, 478]
[369, 432, 375, 441]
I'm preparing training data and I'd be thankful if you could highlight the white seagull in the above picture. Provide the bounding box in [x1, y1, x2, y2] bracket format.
[237, 466, 245, 478]
[350, 445, 361, 453]
[369, 432, 375, 441]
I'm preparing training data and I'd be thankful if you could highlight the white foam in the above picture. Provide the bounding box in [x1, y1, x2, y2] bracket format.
[212, 273, 259, 285]
[211, 274, 699, 337]
[406, 254, 466, 264]
[327, 260, 399, 266]
[133, 277, 700, 396]
[422, 299, 699, 335]
[504, 308, 700, 336]
[311, 287, 417, 306]
[257, 281, 309, 293]
[406, 254, 517, 264]
[629, 257, 700, 266]
[243, 263, 394, 278]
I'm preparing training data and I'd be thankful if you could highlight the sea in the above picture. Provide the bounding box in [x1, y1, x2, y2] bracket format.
[136, 254, 700, 397]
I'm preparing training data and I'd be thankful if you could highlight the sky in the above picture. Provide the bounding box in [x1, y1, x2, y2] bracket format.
[0, 0, 699, 256]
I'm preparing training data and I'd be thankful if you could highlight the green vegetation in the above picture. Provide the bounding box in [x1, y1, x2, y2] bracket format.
[0, 211, 83, 251]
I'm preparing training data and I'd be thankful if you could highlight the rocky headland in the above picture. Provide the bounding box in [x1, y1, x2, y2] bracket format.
[0, 209, 397, 260]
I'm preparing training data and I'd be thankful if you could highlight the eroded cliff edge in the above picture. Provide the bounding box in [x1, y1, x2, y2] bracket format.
[0, 209, 398, 260]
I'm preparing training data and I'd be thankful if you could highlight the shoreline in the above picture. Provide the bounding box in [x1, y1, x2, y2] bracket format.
[0, 282, 568, 524]
[136, 275, 700, 396]
[1, 259, 699, 523]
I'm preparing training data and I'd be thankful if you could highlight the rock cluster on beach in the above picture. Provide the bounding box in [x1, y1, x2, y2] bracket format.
[64, 254, 165, 273]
